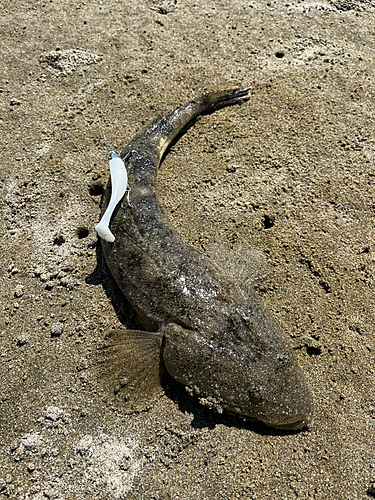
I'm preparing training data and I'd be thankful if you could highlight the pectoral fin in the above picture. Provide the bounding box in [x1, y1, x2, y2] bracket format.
[96, 329, 165, 413]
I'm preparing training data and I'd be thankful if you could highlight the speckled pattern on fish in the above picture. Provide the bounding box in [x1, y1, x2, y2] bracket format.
[100, 89, 313, 430]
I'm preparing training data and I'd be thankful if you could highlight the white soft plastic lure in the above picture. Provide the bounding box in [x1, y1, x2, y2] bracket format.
[95, 150, 129, 243]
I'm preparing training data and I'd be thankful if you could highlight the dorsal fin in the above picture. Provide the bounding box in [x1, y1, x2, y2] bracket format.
[204, 238, 270, 287]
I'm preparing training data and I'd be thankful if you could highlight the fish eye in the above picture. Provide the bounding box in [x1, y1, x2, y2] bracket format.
[249, 384, 264, 404]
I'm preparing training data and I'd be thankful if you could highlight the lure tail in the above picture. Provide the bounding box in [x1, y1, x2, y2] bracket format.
[95, 152, 128, 243]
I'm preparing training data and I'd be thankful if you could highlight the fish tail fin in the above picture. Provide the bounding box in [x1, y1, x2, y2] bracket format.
[144, 88, 251, 160]
[195, 87, 251, 113]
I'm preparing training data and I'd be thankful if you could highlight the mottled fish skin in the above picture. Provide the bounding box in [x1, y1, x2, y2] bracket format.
[100, 89, 313, 430]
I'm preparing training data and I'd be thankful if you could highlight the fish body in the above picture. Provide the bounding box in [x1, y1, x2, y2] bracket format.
[100, 89, 313, 430]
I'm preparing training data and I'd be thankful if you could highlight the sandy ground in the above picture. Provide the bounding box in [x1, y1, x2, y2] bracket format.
[1, 0, 375, 498]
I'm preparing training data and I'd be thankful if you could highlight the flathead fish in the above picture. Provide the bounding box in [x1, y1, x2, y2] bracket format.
[98, 89, 313, 430]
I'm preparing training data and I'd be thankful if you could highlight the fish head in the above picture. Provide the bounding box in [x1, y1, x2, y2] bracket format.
[163, 319, 313, 430]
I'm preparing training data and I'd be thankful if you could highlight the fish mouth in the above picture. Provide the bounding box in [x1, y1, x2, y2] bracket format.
[270, 414, 312, 431]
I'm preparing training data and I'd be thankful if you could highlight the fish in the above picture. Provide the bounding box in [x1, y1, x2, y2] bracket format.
[98, 88, 313, 430]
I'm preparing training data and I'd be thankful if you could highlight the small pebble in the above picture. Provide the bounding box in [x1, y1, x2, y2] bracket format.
[21, 433, 44, 453]
[59, 276, 69, 287]
[33, 266, 44, 277]
[51, 323, 63, 337]
[43, 406, 64, 422]
[27, 463, 35, 473]
[16, 334, 28, 346]
[43, 487, 58, 499]
[14, 285, 24, 298]
[76, 435, 93, 455]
